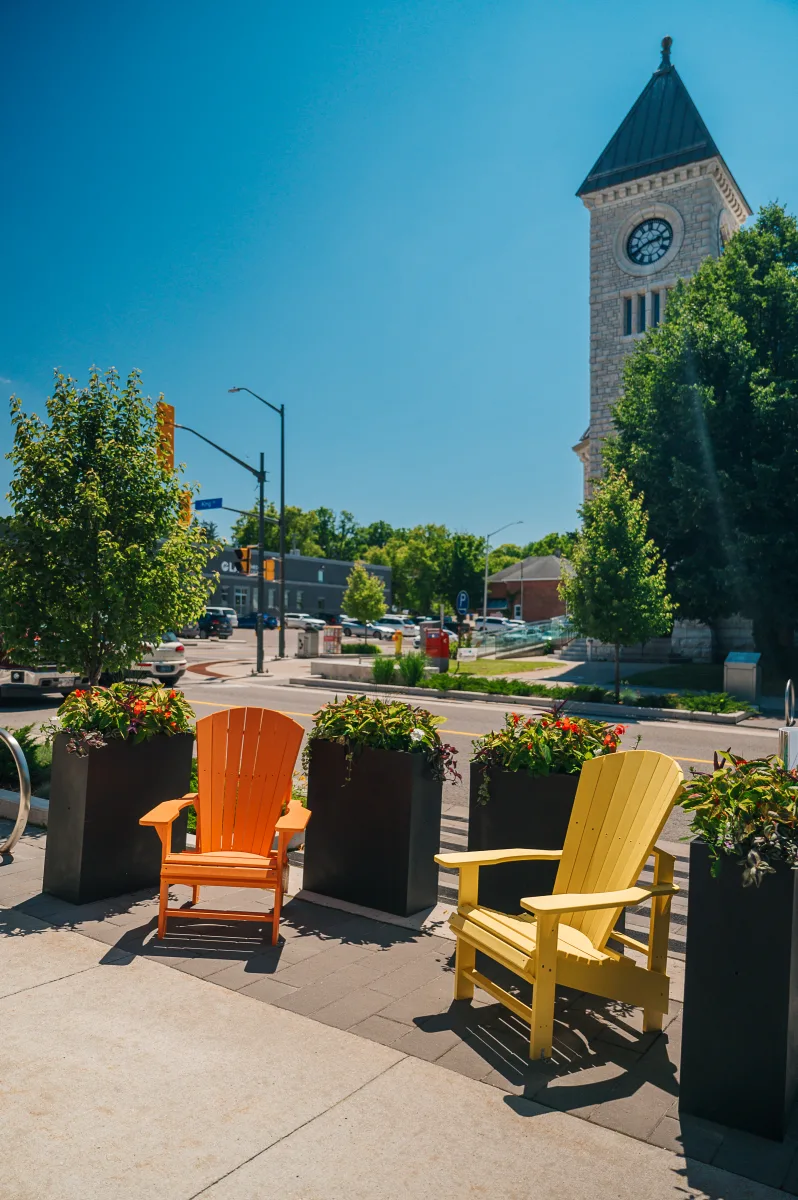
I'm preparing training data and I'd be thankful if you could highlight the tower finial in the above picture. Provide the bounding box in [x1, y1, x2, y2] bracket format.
[659, 36, 673, 69]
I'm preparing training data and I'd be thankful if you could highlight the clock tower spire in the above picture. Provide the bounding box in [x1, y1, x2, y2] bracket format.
[574, 38, 750, 493]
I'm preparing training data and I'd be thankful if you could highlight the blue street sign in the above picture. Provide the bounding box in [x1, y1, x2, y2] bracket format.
[456, 590, 469, 614]
[194, 498, 223, 511]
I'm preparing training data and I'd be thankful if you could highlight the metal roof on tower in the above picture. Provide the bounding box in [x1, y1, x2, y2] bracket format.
[577, 38, 746, 202]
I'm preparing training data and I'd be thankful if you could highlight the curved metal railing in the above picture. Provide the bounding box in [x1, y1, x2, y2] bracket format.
[786, 680, 795, 728]
[0, 727, 32, 855]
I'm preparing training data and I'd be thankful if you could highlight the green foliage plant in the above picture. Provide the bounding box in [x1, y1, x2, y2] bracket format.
[341, 642, 380, 656]
[48, 682, 195, 756]
[398, 651, 427, 687]
[471, 710, 625, 804]
[0, 368, 217, 682]
[560, 468, 673, 701]
[302, 695, 460, 783]
[372, 656, 397, 684]
[606, 204, 798, 660]
[681, 751, 798, 886]
[341, 562, 386, 647]
[0, 724, 52, 791]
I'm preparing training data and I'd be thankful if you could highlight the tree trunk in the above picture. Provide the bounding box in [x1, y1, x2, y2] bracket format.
[614, 643, 621, 703]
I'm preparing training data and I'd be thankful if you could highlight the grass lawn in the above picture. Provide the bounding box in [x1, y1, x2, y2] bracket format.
[452, 658, 558, 677]
[623, 664, 724, 691]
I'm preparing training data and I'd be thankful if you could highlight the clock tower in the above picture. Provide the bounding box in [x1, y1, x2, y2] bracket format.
[574, 38, 750, 492]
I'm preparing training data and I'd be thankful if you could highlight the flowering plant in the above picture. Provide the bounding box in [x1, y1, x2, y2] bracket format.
[681, 751, 798, 887]
[471, 707, 625, 804]
[303, 694, 460, 783]
[48, 682, 195, 756]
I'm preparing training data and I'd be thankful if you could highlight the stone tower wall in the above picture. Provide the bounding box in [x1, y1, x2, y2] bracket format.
[583, 158, 746, 485]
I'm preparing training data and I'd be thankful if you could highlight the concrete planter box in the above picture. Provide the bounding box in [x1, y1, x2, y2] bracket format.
[303, 740, 442, 917]
[680, 841, 798, 1140]
[468, 765, 579, 913]
[43, 733, 192, 905]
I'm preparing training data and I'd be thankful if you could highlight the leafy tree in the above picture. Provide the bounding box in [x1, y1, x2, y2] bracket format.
[523, 530, 577, 559]
[0, 368, 216, 682]
[560, 469, 673, 700]
[606, 203, 798, 661]
[341, 561, 386, 646]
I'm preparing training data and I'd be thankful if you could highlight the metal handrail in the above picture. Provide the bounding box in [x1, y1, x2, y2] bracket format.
[786, 680, 795, 728]
[0, 727, 32, 855]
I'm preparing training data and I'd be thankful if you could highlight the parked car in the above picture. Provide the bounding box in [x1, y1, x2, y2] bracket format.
[284, 612, 326, 631]
[473, 616, 511, 634]
[206, 605, 238, 629]
[198, 612, 233, 639]
[341, 619, 378, 638]
[0, 661, 81, 700]
[131, 632, 187, 684]
[236, 612, 279, 630]
[371, 615, 419, 640]
[179, 619, 200, 639]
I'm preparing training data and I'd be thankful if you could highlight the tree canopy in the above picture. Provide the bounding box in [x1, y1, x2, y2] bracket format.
[232, 499, 573, 615]
[0, 368, 216, 681]
[560, 469, 673, 699]
[341, 562, 386, 630]
[606, 203, 798, 658]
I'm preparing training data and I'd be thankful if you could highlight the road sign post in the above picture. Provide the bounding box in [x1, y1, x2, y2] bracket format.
[194, 497, 223, 511]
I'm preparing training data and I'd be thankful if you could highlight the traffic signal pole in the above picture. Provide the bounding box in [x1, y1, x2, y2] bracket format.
[257, 451, 265, 674]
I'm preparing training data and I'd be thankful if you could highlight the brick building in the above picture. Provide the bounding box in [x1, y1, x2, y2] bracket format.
[486, 555, 570, 622]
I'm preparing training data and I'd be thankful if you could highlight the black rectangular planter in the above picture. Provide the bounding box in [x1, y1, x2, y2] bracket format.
[680, 840, 798, 1140]
[468, 764, 579, 913]
[43, 733, 193, 905]
[303, 740, 443, 917]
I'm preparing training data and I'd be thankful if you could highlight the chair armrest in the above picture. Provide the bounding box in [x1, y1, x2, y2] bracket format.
[521, 882, 679, 917]
[139, 794, 197, 828]
[435, 849, 563, 869]
[275, 801, 310, 834]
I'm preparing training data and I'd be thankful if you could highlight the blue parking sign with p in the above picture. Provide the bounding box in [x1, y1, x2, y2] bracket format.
[456, 590, 469, 614]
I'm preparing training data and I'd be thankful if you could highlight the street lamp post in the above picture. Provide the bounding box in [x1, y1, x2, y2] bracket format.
[171, 421, 268, 673]
[229, 387, 286, 658]
[482, 520, 523, 635]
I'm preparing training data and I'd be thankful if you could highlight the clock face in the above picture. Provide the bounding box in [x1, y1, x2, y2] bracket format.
[627, 219, 673, 266]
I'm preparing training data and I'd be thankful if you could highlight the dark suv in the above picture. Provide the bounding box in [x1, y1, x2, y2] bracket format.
[198, 612, 232, 639]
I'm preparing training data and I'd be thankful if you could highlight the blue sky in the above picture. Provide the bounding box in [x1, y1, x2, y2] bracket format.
[2, 0, 797, 544]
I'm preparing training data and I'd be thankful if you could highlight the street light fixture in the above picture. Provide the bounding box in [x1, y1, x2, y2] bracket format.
[171, 421, 269, 674]
[229, 387, 286, 658]
[482, 520, 524, 634]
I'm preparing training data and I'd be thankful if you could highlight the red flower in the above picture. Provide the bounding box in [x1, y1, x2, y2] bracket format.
[73, 689, 85, 698]
[603, 734, 614, 746]
[511, 713, 520, 725]
[133, 700, 147, 715]
[614, 725, 626, 736]
[169, 690, 177, 699]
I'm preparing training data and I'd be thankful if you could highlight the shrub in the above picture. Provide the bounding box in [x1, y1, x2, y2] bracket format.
[48, 682, 195, 756]
[398, 651, 427, 687]
[421, 673, 608, 703]
[302, 694, 459, 782]
[471, 710, 625, 803]
[681, 752, 798, 886]
[372, 656, 397, 684]
[0, 724, 52, 792]
[341, 642, 380, 655]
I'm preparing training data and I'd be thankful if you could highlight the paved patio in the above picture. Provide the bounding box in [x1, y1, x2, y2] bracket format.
[2, 816, 797, 1195]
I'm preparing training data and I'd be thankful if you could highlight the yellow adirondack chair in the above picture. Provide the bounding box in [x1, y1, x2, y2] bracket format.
[140, 706, 307, 945]
[435, 750, 683, 1060]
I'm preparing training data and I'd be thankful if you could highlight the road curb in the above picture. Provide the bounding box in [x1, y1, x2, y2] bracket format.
[287, 677, 750, 725]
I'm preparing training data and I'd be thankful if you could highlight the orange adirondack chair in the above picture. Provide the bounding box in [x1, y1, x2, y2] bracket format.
[140, 706, 307, 944]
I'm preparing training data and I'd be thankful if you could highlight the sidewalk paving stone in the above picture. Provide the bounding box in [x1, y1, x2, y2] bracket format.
[4, 821, 798, 1196]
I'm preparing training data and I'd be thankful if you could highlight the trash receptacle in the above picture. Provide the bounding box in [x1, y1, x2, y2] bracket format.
[723, 651, 761, 704]
[297, 629, 320, 658]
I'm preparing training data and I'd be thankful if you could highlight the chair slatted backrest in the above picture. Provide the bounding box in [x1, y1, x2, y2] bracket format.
[553, 750, 683, 951]
[195, 707, 304, 856]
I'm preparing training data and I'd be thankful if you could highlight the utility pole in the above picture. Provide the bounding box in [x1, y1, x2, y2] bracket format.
[229, 387, 287, 658]
[482, 521, 523, 635]
[170, 421, 267, 674]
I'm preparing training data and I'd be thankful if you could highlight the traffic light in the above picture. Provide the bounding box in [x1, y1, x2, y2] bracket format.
[263, 557, 275, 581]
[235, 546, 252, 574]
[155, 401, 175, 472]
